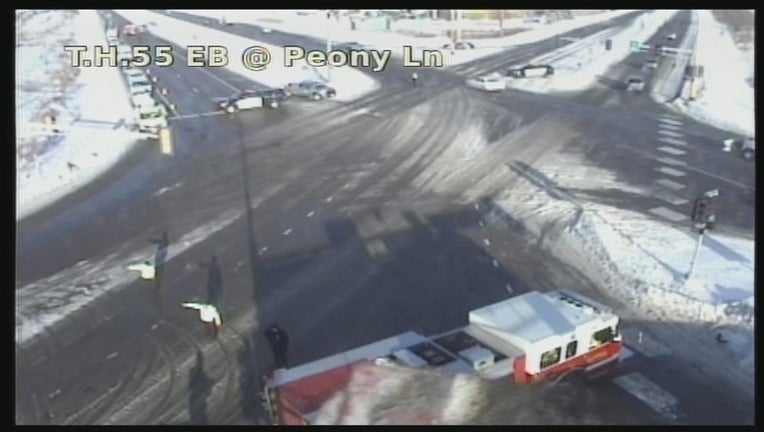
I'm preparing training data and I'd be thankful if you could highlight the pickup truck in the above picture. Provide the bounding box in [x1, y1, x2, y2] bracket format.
[625, 77, 645, 93]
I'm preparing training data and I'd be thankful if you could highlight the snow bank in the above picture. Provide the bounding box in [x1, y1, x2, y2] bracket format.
[543, 205, 754, 395]
[16, 10, 137, 221]
[669, 10, 754, 136]
[503, 10, 679, 93]
[115, 10, 378, 101]
[175, 10, 639, 67]
[486, 150, 753, 395]
[16, 208, 244, 346]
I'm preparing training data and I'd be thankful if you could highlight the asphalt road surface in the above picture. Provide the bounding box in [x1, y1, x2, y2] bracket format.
[16, 10, 754, 425]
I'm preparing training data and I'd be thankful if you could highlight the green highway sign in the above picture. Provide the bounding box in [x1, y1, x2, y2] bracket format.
[629, 41, 650, 53]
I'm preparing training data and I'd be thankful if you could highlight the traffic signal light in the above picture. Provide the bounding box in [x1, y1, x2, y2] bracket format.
[691, 198, 707, 223]
[159, 127, 173, 155]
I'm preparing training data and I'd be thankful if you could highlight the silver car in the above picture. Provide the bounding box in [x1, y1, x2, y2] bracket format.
[285, 81, 337, 100]
[625, 77, 645, 93]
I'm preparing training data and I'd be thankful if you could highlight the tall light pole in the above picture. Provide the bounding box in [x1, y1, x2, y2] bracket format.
[326, 10, 333, 82]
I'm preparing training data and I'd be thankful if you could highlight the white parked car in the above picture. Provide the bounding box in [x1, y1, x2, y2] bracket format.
[126, 74, 153, 96]
[465, 75, 506, 92]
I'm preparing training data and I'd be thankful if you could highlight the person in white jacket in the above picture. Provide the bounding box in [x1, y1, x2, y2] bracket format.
[182, 302, 222, 336]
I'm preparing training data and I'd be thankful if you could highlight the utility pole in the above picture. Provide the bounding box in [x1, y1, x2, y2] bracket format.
[326, 10, 333, 82]
[499, 9, 504, 37]
[450, 9, 455, 44]
[456, 9, 462, 42]
[685, 189, 718, 281]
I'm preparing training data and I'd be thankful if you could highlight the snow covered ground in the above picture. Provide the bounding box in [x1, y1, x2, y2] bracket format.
[16, 208, 244, 346]
[114, 10, 378, 101]
[490, 181, 754, 397]
[500, 10, 678, 93]
[16, 10, 138, 220]
[175, 9, 638, 67]
[670, 10, 754, 136]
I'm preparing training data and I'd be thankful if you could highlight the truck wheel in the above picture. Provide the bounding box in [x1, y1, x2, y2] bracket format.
[742, 149, 754, 160]
[312, 93, 321, 101]
[270, 101, 278, 108]
[226, 105, 236, 113]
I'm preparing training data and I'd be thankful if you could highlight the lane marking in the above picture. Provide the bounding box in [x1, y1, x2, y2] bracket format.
[171, 111, 227, 120]
[656, 166, 686, 177]
[282, 228, 292, 236]
[107, 352, 118, 359]
[505, 283, 514, 294]
[654, 178, 685, 190]
[659, 136, 687, 146]
[258, 246, 269, 255]
[657, 146, 686, 156]
[621, 327, 673, 357]
[193, 87, 200, 93]
[170, 49, 240, 92]
[653, 190, 688, 206]
[483, 238, 491, 246]
[306, 211, 315, 218]
[648, 206, 687, 222]
[492, 259, 499, 268]
[613, 372, 679, 420]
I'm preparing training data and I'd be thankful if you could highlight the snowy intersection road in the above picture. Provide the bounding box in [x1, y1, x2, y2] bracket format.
[16, 10, 753, 425]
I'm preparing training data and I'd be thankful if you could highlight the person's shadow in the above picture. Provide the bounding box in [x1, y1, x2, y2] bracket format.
[188, 351, 212, 425]
[148, 231, 169, 290]
[198, 255, 223, 309]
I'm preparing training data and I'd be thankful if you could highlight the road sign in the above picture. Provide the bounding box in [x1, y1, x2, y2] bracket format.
[630, 41, 651, 53]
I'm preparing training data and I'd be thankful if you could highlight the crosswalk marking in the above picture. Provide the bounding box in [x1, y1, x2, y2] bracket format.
[654, 190, 689, 206]
[657, 166, 686, 177]
[658, 129, 684, 138]
[620, 328, 674, 357]
[614, 372, 679, 420]
[649, 206, 688, 221]
[656, 156, 687, 166]
[659, 118, 682, 126]
[657, 122, 682, 131]
[659, 136, 687, 146]
[654, 178, 685, 190]
[657, 146, 686, 156]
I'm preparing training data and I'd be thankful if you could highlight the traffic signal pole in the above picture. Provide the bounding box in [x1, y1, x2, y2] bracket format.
[685, 228, 705, 280]
[685, 189, 718, 282]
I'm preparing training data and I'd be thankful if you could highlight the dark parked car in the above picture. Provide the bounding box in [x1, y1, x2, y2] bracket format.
[217, 89, 283, 112]
[505, 64, 554, 78]
[442, 41, 475, 50]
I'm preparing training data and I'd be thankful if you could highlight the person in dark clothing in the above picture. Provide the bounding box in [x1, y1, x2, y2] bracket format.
[411, 72, 418, 87]
[264, 323, 289, 369]
[198, 255, 223, 308]
[149, 231, 170, 289]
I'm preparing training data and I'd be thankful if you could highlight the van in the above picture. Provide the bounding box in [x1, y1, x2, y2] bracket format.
[127, 74, 152, 96]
